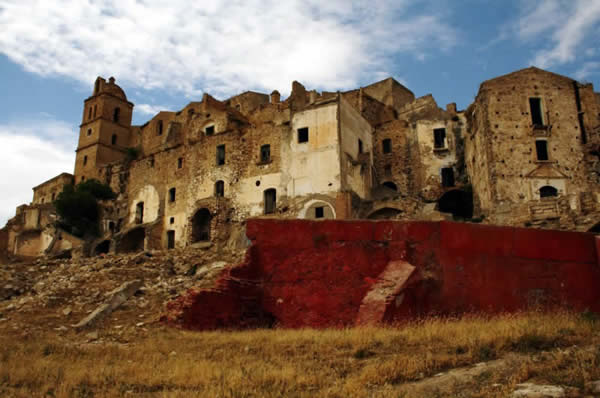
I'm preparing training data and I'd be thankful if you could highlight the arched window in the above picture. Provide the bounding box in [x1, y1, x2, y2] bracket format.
[113, 107, 120, 123]
[111, 134, 117, 145]
[539, 185, 558, 198]
[215, 180, 224, 197]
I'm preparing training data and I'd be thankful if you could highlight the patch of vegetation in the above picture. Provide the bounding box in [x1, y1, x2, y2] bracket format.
[511, 332, 561, 353]
[54, 179, 116, 238]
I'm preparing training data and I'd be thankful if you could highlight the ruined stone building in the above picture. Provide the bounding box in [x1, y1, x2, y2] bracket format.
[3, 67, 600, 258]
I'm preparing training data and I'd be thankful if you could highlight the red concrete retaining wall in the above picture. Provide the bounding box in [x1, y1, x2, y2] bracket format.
[163, 220, 600, 330]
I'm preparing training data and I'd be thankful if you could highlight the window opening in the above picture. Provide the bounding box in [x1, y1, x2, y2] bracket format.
[169, 217, 175, 224]
[434, 128, 446, 149]
[215, 180, 224, 197]
[540, 186, 558, 198]
[169, 187, 176, 203]
[135, 202, 144, 224]
[535, 140, 549, 161]
[383, 181, 397, 191]
[93, 105, 97, 118]
[157, 120, 163, 136]
[83, 155, 88, 166]
[205, 125, 215, 135]
[358, 139, 363, 154]
[216, 144, 226, 165]
[441, 167, 455, 187]
[88, 107, 92, 120]
[111, 134, 117, 145]
[113, 107, 120, 123]
[264, 188, 276, 214]
[87, 128, 92, 136]
[178, 157, 183, 168]
[260, 144, 271, 163]
[382, 139, 392, 154]
[297, 127, 309, 143]
[315, 206, 324, 219]
[529, 98, 544, 126]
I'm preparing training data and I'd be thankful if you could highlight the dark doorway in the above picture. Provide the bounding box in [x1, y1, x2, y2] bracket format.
[264, 189, 276, 214]
[167, 230, 175, 249]
[191, 208, 211, 242]
[438, 189, 473, 219]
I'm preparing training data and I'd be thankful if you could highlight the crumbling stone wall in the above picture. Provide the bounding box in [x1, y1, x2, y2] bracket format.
[32, 173, 73, 205]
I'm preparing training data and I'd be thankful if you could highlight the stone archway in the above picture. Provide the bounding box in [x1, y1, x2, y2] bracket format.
[437, 189, 473, 219]
[382, 181, 398, 191]
[191, 208, 211, 242]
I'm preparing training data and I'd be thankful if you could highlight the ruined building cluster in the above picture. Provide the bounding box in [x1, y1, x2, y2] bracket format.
[2, 67, 600, 258]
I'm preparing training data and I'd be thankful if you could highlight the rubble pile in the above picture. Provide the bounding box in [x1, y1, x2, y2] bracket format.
[0, 246, 244, 341]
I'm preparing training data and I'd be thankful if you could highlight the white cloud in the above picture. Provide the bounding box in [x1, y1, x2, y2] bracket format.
[136, 103, 172, 116]
[515, 0, 600, 68]
[0, 120, 76, 227]
[0, 0, 457, 98]
[575, 61, 600, 80]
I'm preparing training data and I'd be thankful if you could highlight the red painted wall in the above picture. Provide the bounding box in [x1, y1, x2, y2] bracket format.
[163, 220, 600, 330]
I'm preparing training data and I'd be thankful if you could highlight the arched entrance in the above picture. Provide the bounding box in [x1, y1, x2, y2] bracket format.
[437, 189, 473, 219]
[116, 228, 145, 253]
[367, 207, 403, 220]
[191, 208, 211, 242]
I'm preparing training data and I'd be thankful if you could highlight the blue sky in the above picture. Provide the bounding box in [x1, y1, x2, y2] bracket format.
[1, 0, 600, 226]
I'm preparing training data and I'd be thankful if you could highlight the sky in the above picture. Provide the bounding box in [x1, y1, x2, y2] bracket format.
[1, 0, 600, 226]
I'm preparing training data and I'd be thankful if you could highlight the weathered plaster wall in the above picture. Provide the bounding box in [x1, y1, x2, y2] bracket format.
[164, 219, 600, 330]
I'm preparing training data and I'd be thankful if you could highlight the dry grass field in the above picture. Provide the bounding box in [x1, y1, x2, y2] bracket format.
[1, 311, 599, 397]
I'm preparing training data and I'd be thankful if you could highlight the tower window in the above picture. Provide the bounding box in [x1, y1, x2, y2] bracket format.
[111, 134, 117, 145]
[205, 125, 215, 135]
[157, 120, 163, 136]
[216, 144, 226, 165]
[93, 105, 97, 118]
[83, 155, 88, 166]
[113, 107, 120, 123]
[358, 139, 363, 154]
[264, 188, 277, 214]
[382, 139, 392, 154]
[434, 128, 446, 149]
[535, 140, 549, 161]
[441, 167, 455, 187]
[260, 144, 271, 163]
[87, 128, 92, 136]
[168, 187, 176, 203]
[297, 127, 309, 143]
[149, 157, 155, 167]
[88, 107, 92, 120]
[529, 98, 544, 126]
[177, 157, 183, 168]
[215, 180, 224, 197]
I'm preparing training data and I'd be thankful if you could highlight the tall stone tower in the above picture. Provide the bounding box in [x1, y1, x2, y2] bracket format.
[74, 76, 134, 184]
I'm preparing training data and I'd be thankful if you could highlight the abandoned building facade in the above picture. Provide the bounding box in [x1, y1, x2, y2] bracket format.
[3, 67, 600, 257]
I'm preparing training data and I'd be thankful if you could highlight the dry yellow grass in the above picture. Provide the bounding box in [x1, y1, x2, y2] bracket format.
[1, 311, 599, 397]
